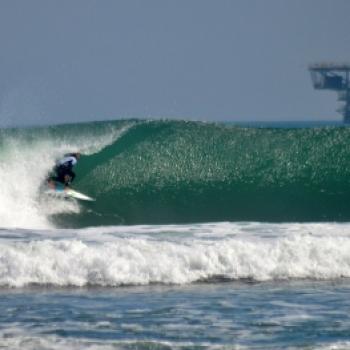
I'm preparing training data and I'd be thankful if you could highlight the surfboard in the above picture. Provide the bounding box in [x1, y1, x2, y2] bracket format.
[63, 188, 95, 201]
[45, 181, 95, 201]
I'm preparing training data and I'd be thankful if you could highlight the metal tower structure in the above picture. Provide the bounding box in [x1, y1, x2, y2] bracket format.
[309, 63, 350, 123]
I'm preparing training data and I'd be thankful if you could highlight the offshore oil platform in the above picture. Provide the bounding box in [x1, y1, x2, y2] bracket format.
[309, 63, 350, 122]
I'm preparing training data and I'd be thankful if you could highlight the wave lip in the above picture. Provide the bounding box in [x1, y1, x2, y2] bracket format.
[1, 222, 350, 288]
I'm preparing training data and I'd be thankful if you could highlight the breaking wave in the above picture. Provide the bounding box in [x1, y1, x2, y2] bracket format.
[1, 222, 350, 287]
[1, 119, 350, 227]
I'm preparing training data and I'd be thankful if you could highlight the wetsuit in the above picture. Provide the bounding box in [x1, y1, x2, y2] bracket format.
[53, 154, 78, 186]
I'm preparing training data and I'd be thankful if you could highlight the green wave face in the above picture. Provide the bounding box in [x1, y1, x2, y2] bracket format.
[68, 120, 350, 226]
[2, 119, 350, 227]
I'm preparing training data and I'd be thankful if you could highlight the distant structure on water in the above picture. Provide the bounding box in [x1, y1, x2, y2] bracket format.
[309, 63, 350, 123]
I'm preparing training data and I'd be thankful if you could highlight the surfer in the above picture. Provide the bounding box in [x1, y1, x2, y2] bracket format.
[48, 152, 81, 188]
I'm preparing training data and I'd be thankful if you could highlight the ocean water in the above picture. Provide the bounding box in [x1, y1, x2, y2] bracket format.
[1, 119, 350, 349]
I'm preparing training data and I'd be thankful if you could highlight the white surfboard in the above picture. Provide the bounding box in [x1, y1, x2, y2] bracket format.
[64, 188, 95, 201]
[45, 181, 95, 201]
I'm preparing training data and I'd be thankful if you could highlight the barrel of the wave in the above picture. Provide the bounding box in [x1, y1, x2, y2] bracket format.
[71, 120, 350, 225]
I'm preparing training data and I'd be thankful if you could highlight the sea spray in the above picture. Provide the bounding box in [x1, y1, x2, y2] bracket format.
[0, 120, 133, 228]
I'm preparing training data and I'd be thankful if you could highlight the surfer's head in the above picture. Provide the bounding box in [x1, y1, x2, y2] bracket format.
[72, 152, 81, 159]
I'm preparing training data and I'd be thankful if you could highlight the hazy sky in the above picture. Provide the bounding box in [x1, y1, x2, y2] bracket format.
[0, 0, 349, 127]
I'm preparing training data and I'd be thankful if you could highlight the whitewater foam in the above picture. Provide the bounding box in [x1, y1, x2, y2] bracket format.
[0, 328, 246, 350]
[0, 122, 133, 229]
[1, 222, 350, 287]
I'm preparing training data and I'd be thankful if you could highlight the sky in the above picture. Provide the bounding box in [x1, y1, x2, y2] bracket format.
[0, 0, 349, 127]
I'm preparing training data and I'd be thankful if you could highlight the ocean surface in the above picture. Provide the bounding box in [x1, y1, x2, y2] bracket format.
[1, 119, 350, 349]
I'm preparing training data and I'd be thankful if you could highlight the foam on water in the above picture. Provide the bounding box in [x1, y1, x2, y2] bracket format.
[1, 222, 350, 287]
[0, 123, 132, 229]
[0, 331, 246, 350]
[1, 333, 350, 350]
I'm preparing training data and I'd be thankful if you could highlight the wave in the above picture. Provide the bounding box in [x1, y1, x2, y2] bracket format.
[1, 222, 350, 287]
[1, 119, 350, 228]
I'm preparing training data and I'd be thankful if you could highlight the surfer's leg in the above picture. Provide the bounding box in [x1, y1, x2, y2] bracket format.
[63, 174, 72, 186]
[55, 166, 66, 183]
[53, 173, 66, 185]
[66, 169, 75, 183]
